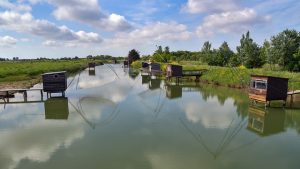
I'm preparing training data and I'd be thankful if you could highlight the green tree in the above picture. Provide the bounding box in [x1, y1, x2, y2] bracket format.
[201, 41, 213, 63]
[128, 49, 140, 64]
[237, 31, 262, 68]
[269, 29, 300, 70]
[260, 40, 271, 65]
[217, 41, 234, 66]
[292, 48, 300, 71]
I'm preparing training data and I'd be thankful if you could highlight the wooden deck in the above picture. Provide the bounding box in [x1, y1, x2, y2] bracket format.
[0, 88, 44, 103]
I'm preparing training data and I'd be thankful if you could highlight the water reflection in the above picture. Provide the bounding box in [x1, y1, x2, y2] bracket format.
[247, 106, 285, 136]
[88, 69, 96, 76]
[44, 97, 69, 120]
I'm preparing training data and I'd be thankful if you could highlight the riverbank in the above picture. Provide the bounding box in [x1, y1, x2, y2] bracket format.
[132, 60, 300, 90]
[0, 59, 104, 89]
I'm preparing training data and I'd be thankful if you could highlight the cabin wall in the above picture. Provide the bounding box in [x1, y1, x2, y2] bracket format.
[167, 65, 182, 77]
[42, 72, 67, 93]
[267, 77, 288, 101]
[151, 63, 161, 72]
[249, 77, 268, 102]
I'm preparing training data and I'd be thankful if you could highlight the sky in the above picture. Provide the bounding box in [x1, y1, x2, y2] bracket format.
[0, 0, 299, 59]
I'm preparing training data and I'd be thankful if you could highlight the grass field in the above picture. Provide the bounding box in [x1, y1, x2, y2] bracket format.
[0, 59, 103, 82]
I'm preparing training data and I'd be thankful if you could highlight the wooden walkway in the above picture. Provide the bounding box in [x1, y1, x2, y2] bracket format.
[0, 88, 43, 103]
[287, 90, 300, 105]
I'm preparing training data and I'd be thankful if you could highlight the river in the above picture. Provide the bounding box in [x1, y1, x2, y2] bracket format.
[0, 64, 299, 169]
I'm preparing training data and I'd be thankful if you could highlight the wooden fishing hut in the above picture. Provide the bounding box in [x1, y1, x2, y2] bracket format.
[124, 60, 129, 68]
[45, 97, 69, 120]
[249, 75, 289, 107]
[150, 63, 161, 75]
[166, 64, 183, 83]
[88, 62, 96, 70]
[42, 71, 67, 97]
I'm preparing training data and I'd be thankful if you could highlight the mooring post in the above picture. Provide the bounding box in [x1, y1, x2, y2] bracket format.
[23, 91, 28, 102]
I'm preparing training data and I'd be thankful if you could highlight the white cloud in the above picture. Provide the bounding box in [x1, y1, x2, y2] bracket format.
[196, 8, 271, 37]
[0, 11, 103, 44]
[0, 0, 32, 12]
[0, 36, 18, 47]
[107, 22, 191, 47]
[182, 0, 239, 14]
[45, 0, 132, 31]
[42, 40, 59, 47]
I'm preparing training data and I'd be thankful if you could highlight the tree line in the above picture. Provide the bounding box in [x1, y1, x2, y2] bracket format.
[148, 29, 300, 71]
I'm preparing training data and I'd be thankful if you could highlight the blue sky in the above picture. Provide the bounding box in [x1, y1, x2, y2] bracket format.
[0, 0, 299, 58]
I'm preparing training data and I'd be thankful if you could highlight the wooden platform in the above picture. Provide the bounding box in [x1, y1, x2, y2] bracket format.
[0, 88, 43, 103]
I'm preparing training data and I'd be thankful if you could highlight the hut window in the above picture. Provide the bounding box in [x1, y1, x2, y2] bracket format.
[251, 80, 267, 90]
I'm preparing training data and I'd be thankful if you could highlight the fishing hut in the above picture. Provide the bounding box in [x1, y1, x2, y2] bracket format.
[247, 106, 285, 136]
[249, 75, 288, 107]
[150, 63, 161, 75]
[166, 64, 183, 83]
[88, 62, 96, 70]
[42, 71, 67, 97]
[124, 60, 129, 68]
[44, 97, 69, 120]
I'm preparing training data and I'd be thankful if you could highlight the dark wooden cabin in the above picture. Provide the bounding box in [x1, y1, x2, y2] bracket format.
[150, 63, 161, 73]
[247, 106, 285, 136]
[42, 71, 67, 97]
[249, 75, 289, 106]
[124, 60, 129, 68]
[45, 97, 69, 120]
[142, 62, 150, 69]
[166, 64, 183, 78]
[88, 62, 96, 70]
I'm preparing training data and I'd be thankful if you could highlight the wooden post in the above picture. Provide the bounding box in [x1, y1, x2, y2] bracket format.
[40, 90, 43, 101]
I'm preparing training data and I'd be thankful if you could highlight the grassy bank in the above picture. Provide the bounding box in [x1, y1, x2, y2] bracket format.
[131, 60, 300, 90]
[0, 59, 104, 88]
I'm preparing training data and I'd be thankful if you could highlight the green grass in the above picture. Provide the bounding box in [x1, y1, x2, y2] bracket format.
[0, 59, 103, 82]
[179, 61, 300, 90]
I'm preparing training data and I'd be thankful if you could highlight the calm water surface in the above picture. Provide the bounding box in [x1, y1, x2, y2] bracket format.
[0, 65, 300, 169]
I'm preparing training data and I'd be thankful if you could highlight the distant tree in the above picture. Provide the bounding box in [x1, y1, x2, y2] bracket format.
[269, 29, 300, 71]
[216, 41, 234, 66]
[237, 31, 262, 68]
[201, 41, 213, 63]
[128, 49, 140, 64]
[164, 46, 170, 54]
[260, 40, 271, 65]
[292, 48, 300, 71]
